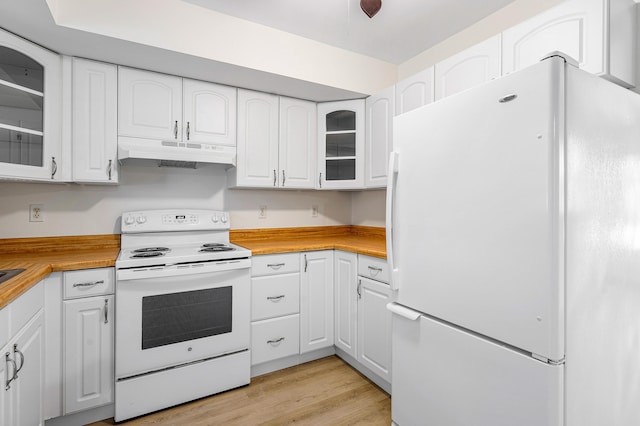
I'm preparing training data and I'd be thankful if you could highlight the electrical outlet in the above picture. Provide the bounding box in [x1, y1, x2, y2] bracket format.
[259, 205, 267, 219]
[29, 204, 44, 222]
[311, 205, 319, 217]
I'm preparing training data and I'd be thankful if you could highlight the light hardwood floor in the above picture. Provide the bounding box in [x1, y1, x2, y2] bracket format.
[90, 356, 391, 425]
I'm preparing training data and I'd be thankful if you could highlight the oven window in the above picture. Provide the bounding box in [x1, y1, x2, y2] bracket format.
[141, 287, 232, 350]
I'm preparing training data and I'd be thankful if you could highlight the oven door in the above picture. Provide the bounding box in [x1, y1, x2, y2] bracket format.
[115, 259, 250, 379]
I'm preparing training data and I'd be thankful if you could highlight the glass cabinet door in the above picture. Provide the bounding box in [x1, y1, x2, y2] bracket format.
[0, 46, 45, 167]
[0, 28, 62, 181]
[317, 99, 364, 189]
[325, 110, 357, 181]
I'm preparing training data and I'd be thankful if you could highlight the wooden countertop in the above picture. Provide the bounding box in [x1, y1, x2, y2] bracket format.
[0, 235, 120, 310]
[231, 225, 386, 259]
[0, 226, 385, 310]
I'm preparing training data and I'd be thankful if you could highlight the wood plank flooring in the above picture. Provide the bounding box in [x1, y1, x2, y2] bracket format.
[90, 356, 391, 425]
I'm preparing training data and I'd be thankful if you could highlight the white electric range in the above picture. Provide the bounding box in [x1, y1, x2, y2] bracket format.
[114, 209, 252, 421]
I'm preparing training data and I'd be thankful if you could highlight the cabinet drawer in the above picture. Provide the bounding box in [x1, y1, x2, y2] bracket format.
[358, 255, 389, 283]
[9, 280, 44, 340]
[252, 253, 300, 276]
[251, 314, 300, 365]
[64, 268, 114, 299]
[252, 273, 300, 321]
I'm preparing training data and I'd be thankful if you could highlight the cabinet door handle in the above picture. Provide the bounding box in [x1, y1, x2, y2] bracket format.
[174, 120, 178, 139]
[273, 169, 277, 187]
[282, 170, 286, 186]
[107, 159, 113, 181]
[104, 299, 109, 324]
[367, 266, 383, 276]
[319, 172, 322, 188]
[51, 157, 57, 179]
[267, 263, 285, 269]
[304, 254, 308, 272]
[267, 337, 285, 345]
[267, 295, 285, 302]
[12, 344, 24, 376]
[357, 279, 362, 299]
[5, 353, 16, 390]
[72, 280, 104, 288]
[186, 121, 191, 140]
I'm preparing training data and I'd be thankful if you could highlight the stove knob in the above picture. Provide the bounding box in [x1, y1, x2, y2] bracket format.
[124, 216, 135, 225]
[221, 215, 228, 223]
[211, 215, 219, 223]
[136, 216, 147, 224]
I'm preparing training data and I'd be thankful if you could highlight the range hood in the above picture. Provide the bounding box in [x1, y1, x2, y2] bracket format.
[118, 137, 236, 168]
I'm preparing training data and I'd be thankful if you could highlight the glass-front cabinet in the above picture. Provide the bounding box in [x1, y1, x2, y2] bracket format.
[317, 99, 364, 189]
[0, 29, 62, 181]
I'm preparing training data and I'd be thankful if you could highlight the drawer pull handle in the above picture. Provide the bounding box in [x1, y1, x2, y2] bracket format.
[267, 263, 285, 269]
[73, 280, 105, 288]
[12, 344, 24, 376]
[368, 266, 383, 275]
[267, 337, 285, 345]
[267, 295, 285, 302]
[5, 353, 16, 390]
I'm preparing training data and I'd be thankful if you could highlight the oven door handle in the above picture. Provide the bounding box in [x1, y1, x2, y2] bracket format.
[116, 258, 252, 281]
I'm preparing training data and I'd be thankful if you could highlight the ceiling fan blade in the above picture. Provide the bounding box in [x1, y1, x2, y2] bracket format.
[360, 0, 381, 18]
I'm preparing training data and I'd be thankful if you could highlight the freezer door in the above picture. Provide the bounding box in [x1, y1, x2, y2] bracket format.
[391, 57, 565, 360]
[392, 313, 563, 426]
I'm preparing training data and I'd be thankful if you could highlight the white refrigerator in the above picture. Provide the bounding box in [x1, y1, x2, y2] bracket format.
[386, 55, 640, 426]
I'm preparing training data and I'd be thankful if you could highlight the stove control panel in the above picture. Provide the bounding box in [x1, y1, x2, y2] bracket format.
[121, 210, 230, 233]
[163, 214, 199, 225]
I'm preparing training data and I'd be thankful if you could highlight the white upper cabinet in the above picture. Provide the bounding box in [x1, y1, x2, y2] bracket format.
[395, 66, 435, 115]
[231, 89, 279, 188]
[434, 34, 502, 101]
[182, 79, 236, 145]
[230, 91, 316, 189]
[118, 67, 237, 144]
[317, 99, 365, 190]
[72, 58, 118, 183]
[502, 0, 636, 87]
[365, 85, 394, 188]
[118, 67, 182, 141]
[0, 28, 63, 181]
[279, 97, 316, 189]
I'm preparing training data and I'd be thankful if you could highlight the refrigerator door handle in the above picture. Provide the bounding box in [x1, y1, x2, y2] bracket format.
[386, 302, 421, 320]
[386, 152, 400, 290]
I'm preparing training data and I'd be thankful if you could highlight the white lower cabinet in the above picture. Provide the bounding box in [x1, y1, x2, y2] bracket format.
[357, 277, 392, 382]
[1, 280, 45, 426]
[62, 268, 115, 415]
[334, 252, 392, 386]
[251, 315, 300, 365]
[250, 253, 301, 366]
[334, 251, 358, 358]
[300, 251, 334, 353]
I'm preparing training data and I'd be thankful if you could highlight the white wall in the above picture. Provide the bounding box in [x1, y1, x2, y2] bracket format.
[351, 190, 385, 228]
[0, 162, 352, 238]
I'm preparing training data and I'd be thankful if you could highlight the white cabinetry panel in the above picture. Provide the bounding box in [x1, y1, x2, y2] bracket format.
[118, 67, 182, 141]
[182, 79, 236, 145]
[300, 251, 334, 353]
[502, 0, 635, 87]
[334, 251, 357, 358]
[233, 89, 279, 188]
[63, 295, 114, 414]
[365, 86, 394, 188]
[395, 66, 434, 115]
[72, 58, 118, 183]
[279, 97, 316, 188]
[435, 35, 502, 100]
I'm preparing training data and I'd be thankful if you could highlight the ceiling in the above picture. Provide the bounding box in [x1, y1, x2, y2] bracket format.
[183, 0, 518, 64]
[0, 0, 519, 101]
